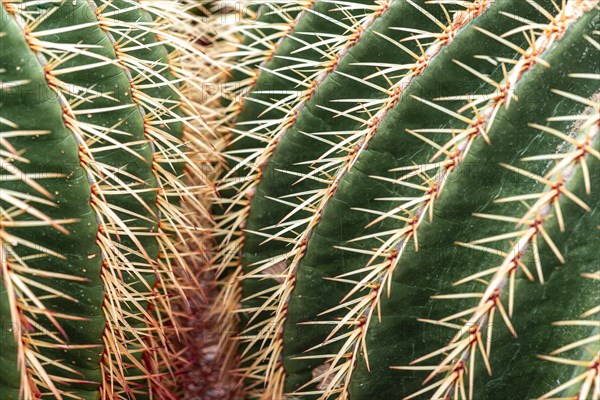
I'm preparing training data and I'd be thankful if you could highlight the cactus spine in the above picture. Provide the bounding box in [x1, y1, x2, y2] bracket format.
[215, 0, 600, 399]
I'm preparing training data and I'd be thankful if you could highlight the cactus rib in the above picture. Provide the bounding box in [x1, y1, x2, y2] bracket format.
[1, 5, 105, 398]
[345, 7, 599, 398]
[538, 268, 600, 399]
[1, 0, 213, 398]
[215, 0, 600, 399]
[215, 0, 402, 395]
[233, 0, 507, 396]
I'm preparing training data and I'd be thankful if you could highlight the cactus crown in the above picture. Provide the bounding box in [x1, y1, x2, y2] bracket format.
[214, 0, 600, 399]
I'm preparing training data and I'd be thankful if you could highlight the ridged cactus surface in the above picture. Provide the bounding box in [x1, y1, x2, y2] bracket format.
[215, 0, 600, 399]
[0, 1, 213, 398]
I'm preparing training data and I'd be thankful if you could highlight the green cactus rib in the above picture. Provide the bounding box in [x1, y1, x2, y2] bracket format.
[25, 1, 163, 395]
[222, 0, 382, 179]
[278, 1, 562, 393]
[90, 1, 198, 396]
[220, 0, 600, 398]
[0, 5, 104, 398]
[216, 0, 396, 393]
[214, 0, 375, 287]
[213, 0, 307, 291]
[235, 0, 544, 395]
[345, 10, 599, 399]
[228, 0, 407, 393]
[230, 1, 301, 83]
[0, 0, 211, 398]
[537, 266, 600, 399]
[350, 119, 599, 397]
[473, 138, 599, 399]
[96, 0, 185, 143]
[278, 5, 598, 399]
[216, 0, 383, 249]
[93, 0, 203, 277]
[216, 0, 379, 240]
[219, 0, 306, 120]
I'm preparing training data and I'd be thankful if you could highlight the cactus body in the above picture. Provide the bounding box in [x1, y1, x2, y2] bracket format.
[0, 1, 212, 398]
[217, 0, 600, 399]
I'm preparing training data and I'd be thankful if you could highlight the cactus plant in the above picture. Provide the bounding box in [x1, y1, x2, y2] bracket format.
[0, 1, 217, 398]
[215, 0, 600, 399]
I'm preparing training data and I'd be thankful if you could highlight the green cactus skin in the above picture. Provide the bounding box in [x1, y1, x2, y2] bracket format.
[214, 0, 391, 393]
[211, 0, 309, 383]
[0, 1, 211, 398]
[0, 7, 105, 398]
[217, 0, 600, 399]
